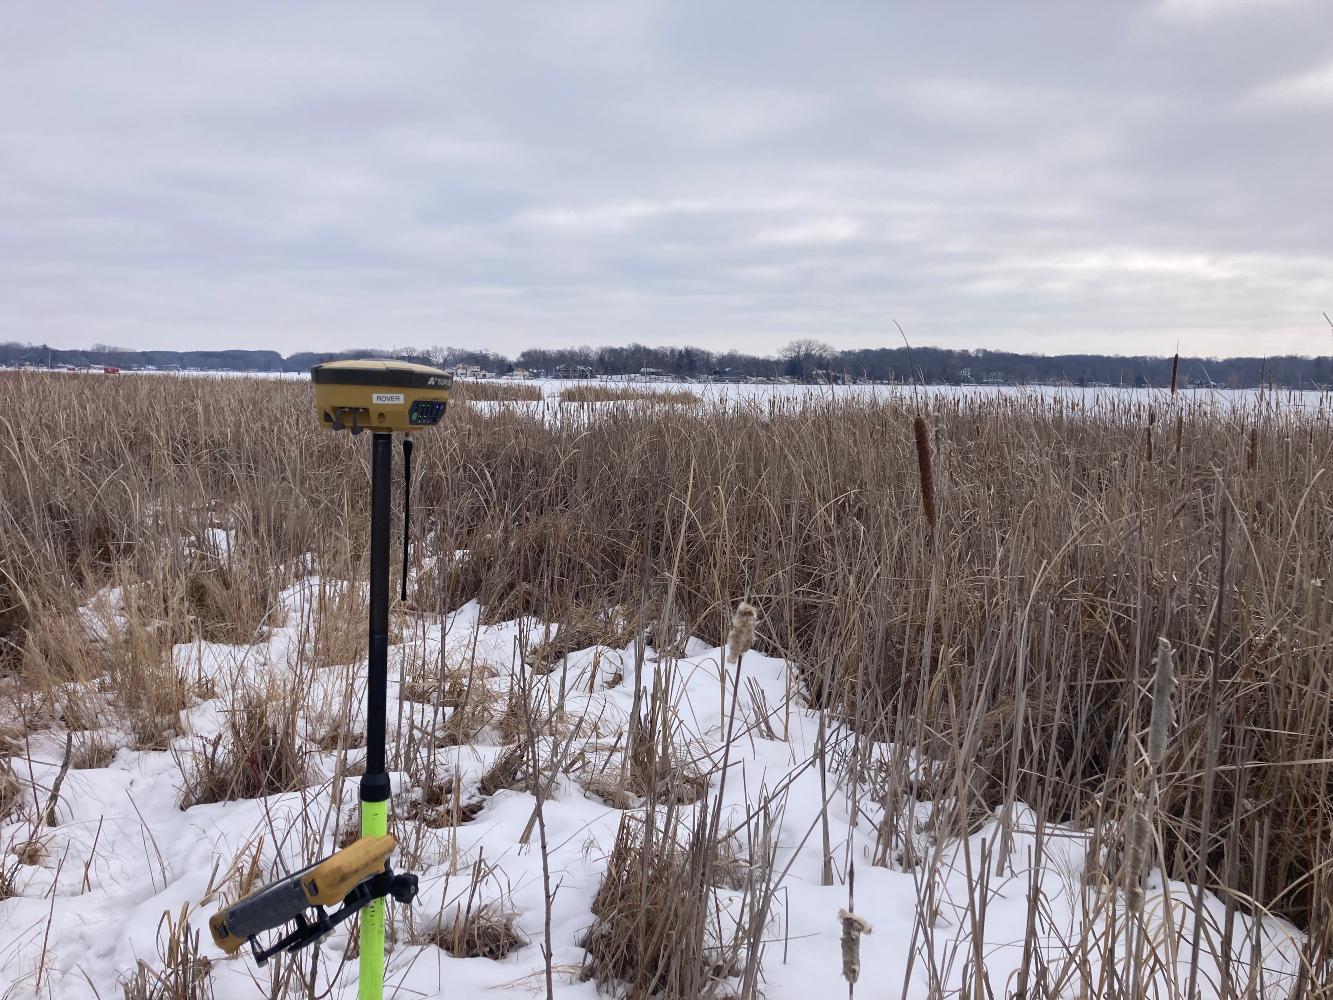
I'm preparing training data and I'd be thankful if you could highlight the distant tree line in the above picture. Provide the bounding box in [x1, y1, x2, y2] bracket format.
[3, 339, 1331, 388]
[0, 343, 433, 373]
[429, 339, 1333, 387]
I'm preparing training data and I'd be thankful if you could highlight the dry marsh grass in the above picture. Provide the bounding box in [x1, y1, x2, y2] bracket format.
[560, 384, 699, 404]
[305, 579, 369, 668]
[431, 901, 526, 959]
[3, 371, 1333, 992]
[176, 684, 310, 808]
[581, 809, 769, 997]
[451, 380, 541, 402]
[119, 905, 214, 1000]
[0, 755, 20, 821]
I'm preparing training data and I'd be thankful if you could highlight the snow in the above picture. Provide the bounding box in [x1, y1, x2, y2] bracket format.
[0, 577, 1307, 998]
[17, 363, 1331, 411]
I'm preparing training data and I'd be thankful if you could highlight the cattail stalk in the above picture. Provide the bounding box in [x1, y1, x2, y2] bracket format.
[912, 415, 936, 534]
[1125, 639, 1175, 997]
[41, 730, 74, 827]
[1125, 638, 1175, 913]
[711, 602, 757, 846]
[1170, 351, 1179, 396]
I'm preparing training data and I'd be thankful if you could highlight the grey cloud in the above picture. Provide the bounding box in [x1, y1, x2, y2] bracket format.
[1, 0, 1331, 357]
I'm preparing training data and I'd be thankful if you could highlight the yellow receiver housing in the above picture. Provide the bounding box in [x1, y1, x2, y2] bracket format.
[312, 359, 452, 434]
[301, 834, 396, 906]
[208, 835, 398, 954]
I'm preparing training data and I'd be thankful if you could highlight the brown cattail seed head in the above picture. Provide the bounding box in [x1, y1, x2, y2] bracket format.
[1148, 637, 1175, 766]
[727, 602, 757, 664]
[838, 909, 872, 985]
[912, 414, 937, 533]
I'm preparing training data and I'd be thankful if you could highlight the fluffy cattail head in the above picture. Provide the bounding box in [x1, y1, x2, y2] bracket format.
[727, 602, 757, 664]
[838, 909, 872, 986]
[912, 414, 937, 534]
[1148, 637, 1175, 765]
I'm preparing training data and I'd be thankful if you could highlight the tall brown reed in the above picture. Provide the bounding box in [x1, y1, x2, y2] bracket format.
[3, 371, 1332, 966]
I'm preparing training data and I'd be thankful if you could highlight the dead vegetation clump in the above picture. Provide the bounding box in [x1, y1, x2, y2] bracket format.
[405, 782, 486, 829]
[561, 384, 699, 405]
[0, 755, 21, 821]
[437, 697, 495, 747]
[20, 610, 112, 686]
[399, 751, 487, 827]
[118, 655, 195, 752]
[119, 906, 214, 1000]
[23, 590, 200, 750]
[182, 555, 280, 645]
[403, 659, 502, 746]
[431, 901, 527, 959]
[451, 381, 542, 402]
[12, 838, 46, 866]
[581, 812, 754, 998]
[177, 686, 310, 808]
[307, 715, 365, 754]
[306, 581, 368, 668]
[0, 853, 20, 902]
[477, 743, 529, 798]
[71, 733, 119, 770]
[525, 605, 637, 673]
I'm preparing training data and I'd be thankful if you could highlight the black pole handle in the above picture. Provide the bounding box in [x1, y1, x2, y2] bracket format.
[400, 436, 413, 603]
[363, 432, 393, 793]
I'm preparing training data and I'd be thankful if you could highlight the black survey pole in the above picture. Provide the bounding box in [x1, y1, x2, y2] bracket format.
[362, 431, 393, 802]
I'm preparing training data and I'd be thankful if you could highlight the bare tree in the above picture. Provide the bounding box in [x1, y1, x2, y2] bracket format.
[780, 339, 835, 379]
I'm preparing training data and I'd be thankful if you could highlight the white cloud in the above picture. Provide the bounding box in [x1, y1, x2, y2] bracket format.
[1154, 0, 1307, 21]
[1244, 59, 1333, 107]
[752, 218, 862, 246]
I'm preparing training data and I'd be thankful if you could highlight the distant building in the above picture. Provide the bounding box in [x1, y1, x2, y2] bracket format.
[554, 363, 593, 379]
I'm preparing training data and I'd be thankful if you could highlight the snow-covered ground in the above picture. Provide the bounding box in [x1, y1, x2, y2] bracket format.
[0, 575, 1307, 998]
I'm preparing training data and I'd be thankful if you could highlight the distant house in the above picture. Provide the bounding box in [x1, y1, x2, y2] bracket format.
[454, 363, 493, 379]
[554, 363, 593, 379]
[639, 367, 664, 379]
[511, 367, 533, 379]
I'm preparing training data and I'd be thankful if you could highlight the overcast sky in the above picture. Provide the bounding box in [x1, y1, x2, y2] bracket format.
[3, 1, 1332, 358]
